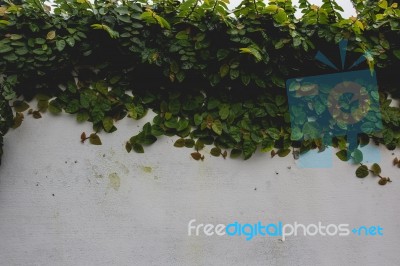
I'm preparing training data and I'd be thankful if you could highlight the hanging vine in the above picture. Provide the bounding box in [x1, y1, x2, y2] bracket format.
[0, 0, 399, 184]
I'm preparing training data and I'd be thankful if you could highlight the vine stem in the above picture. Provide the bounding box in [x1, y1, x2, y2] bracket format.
[360, 163, 392, 182]
[253, 0, 259, 15]
[212, 0, 218, 13]
[185, 0, 199, 20]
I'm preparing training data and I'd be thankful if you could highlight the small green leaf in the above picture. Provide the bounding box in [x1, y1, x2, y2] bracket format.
[274, 9, 288, 24]
[66, 37, 75, 47]
[195, 140, 204, 151]
[177, 119, 189, 131]
[230, 149, 242, 158]
[0, 45, 13, 54]
[371, 163, 381, 176]
[212, 120, 223, 135]
[267, 128, 281, 140]
[76, 111, 89, 122]
[184, 139, 195, 148]
[352, 149, 363, 164]
[176, 31, 188, 40]
[13, 101, 29, 112]
[239, 46, 262, 62]
[48, 100, 62, 114]
[133, 143, 144, 153]
[65, 100, 80, 113]
[56, 40, 66, 52]
[102, 116, 114, 132]
[3, 53, 18, 61]
[37, 100, 48, 112]
[394, 50, 400, 60]
[210, 147, 221, 157]
[89, 133, 102, 145]
[378, 0, 388, 9]
[125, 142, 132, 153]
[290, 127, 303, 141]
[336, 150, 349, 161]
[219, 105, 230, 120]
[277, 149, 291, 157]
[174, 138, 185, 147]
[243, 140, 256, 160]
[355, 165, 369, 178]
[265, 5, 278, 13]
[12, 112, 24, 129]
[241, 74, 250, 86]
[378, 178, 388, 186]
[219, 64, 229, 78]
[194, 114, 203, 126]
[141, 135, 157, 145]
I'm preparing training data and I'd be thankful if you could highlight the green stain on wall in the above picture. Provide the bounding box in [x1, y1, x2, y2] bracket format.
[108, 172, 120, 191]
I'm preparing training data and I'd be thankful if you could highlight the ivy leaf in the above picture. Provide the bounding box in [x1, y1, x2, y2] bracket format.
[273, 10, 288, 24]
[212, 120, 223, 135]
[194, 114, 203, 126]
[195, 140, 204, 151]
[133, 143, 144, 153]
[241, 74, 250, 86]
[13, 101, 29, 112]
[12, 112, 24, 129]
[48, 100, 62, 114]
[174, 138, 185, 147]
[352, 149, 363, 164]
[76, 111, 89, 122]
[278, 149, 291, 157]
[219, 105, 230, 120]
[32, 111, 42, 119]
[80, 132, 87, 143]
[56, 40, 66, 51]
[336, 150, 349, 161]
[89, 133, 102, 145]
[210, 147, 221, 157]
[267, 128, 281, 140]
[191, 152, 202, 161]
[239, 47, 262, 62]
[265, 5, 278, 13]
[66, 37, 75, 47]
[102, 116, 114, 132]
[65, 100, 80, 113]
[146, 135, 158, 145]
[355, 165, 369, 178]
[37, 100, 48, 112]
[219, 64, 229, 78]
[91, 24, 119, 38]
[125, 142, 132, 153]
[184, 139, 195, 148]
[394, 50, 400, 60]
[378, 178, 388, 186]
[243, 140, 256, 160]
[290, 127, 303, 141]
[371, 163, 381, 176]
[230, 149, 242, 158]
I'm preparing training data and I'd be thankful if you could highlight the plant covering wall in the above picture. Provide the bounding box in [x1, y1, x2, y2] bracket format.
[0, 0, 399, 182]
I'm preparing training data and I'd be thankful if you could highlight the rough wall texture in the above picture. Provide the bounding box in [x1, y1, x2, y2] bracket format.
[0, 112, 399, 266]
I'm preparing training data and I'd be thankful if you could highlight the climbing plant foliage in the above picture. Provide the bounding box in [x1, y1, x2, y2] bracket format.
[0, 0, 399, 184]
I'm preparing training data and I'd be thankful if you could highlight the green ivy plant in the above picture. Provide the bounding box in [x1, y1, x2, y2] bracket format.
[0, 0, 399, 185]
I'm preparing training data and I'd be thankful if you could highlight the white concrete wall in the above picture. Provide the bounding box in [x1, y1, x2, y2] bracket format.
[0, 111, 399, 266]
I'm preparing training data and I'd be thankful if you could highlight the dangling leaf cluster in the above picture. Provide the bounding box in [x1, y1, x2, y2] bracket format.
[0, 0, 399, 182]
